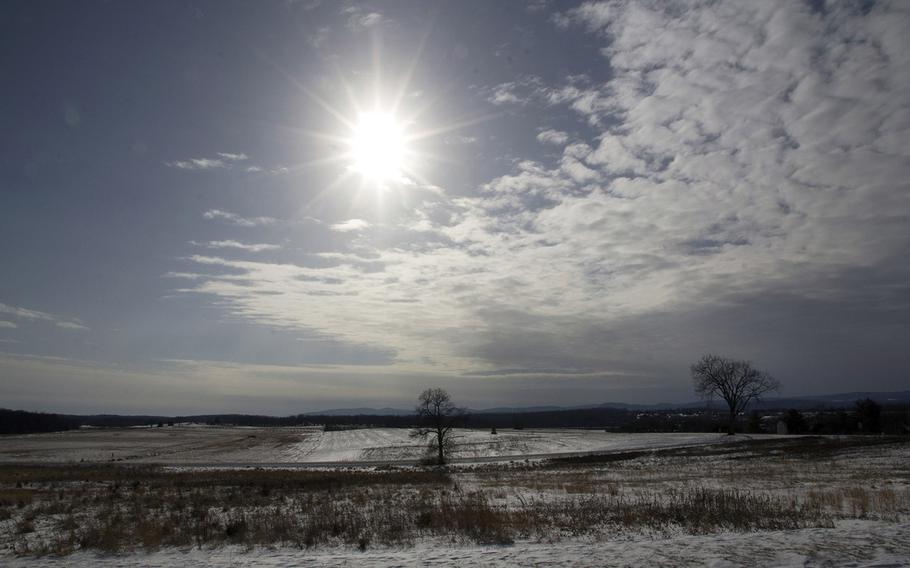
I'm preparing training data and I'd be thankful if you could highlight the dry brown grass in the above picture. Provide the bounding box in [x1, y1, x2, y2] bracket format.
[0, 488, 36, 507]
[2, 436, 907, 557]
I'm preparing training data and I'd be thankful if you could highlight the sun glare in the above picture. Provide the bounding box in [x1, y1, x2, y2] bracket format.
[348, 112, 407, 183]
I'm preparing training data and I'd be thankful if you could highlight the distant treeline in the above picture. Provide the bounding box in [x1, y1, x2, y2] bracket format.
[2, 402, 908, 436]
[0, 408, 80, 435]
[315, 404, 909, 435]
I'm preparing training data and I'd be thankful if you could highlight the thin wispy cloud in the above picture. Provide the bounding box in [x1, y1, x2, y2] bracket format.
[202, 209, 277, 227]
[191, 240, 282, 252]
[306, 25, 331, 49]
[56, 321, 90, 331]
[342, 6, 388, 31]
[167, 158, 226, 170]
[165, 152, 287, 174]
[0, 302, 57, 321]
[329, 219, 371, 232]
[0, 302, 89, 332]
[216, 152, 248, 161]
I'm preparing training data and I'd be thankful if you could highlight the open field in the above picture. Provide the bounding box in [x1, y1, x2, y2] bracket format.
[0, 434, 908, 566]
[0, 426, 731, 465]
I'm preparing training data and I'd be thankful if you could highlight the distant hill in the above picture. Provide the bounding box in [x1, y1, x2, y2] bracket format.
[803, 391, 910, 404]
[4, 390, 907, 435]
[304, 390, 910, 416]
[471, 405, 570, 414]
[303, 407, 415, 416]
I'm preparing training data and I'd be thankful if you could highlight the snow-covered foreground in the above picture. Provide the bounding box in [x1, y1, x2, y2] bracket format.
[3, 520, 907, 567]
[0, 426, 730, 464]
[1, 436, 908, 566]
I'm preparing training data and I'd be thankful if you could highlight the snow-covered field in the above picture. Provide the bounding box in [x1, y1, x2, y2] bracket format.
[0, 426, 730, 464]
[2, 432, 908, 566]
[3, 519, 907, 567]
[283, 428, 728, 463]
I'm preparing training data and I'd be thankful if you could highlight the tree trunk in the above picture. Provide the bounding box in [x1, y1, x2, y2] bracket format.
[437, 429, 445, 464]
[727, 408, 736, 435]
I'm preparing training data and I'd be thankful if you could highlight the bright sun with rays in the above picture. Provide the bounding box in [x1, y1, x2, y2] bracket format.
[288, 55, 488, 204]
[347, 111, 408, 183]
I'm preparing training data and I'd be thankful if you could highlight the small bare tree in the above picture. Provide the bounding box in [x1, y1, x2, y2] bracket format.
[411, 388, 464, 465]
[691, 354, 780, 435]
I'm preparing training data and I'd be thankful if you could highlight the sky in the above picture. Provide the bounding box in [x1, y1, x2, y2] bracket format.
[1, 0, 908, 415]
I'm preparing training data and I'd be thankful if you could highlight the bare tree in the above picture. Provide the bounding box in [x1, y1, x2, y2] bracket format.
[691, 354, 780, 435]
[411, 388, 464, 465]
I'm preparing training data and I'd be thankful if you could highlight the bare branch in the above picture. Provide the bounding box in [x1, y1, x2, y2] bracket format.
[412, 387, 464, 465]
[691, 354, 779, 435]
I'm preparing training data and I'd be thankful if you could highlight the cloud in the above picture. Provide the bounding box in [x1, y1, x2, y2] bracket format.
[536, 129, 569, 146]
[166, 152, 262, 171]
[486, 76, 546, 106]
[202, 209, 277, 227]
[342, 6, 388, 31]
[216, 152, 248, 161]
[56, 321, 90, 331]
[173, 1, 910, 396]
[244, 165, 289, 175]
[191, 240, 281, 252]
[162, 272, 206, 280]
[165, 157, 227, 170]
[330, 219, 371, 232]
[1, 352, 640, 414]
[0, 302, 88, 331]
[307, 25, 331, 49]
[0, 303, 55, 321]
[447, 135, 478, 145]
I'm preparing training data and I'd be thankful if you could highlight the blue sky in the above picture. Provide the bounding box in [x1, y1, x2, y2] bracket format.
[2, 0, 908, 414]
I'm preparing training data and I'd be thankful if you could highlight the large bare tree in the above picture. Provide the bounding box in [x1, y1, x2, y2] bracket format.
[412, 388, 464, 465]
[691, 354, 780, 435]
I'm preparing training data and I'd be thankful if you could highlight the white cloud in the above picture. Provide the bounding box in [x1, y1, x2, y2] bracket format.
[216, 152, 248, 161]
[536, 129, 569, 145]
[202, 209, 277, 227]
[174, 1, 910, 387]
[330, 219, 371, 232]
[0, 302, 88, 331]
[486, 76, 545, 106]
[0, 302, 55, 321]
[165, 157, 227, 170]
[166, 152, 254, 171]
[56, 321, 90, 331]
[342, 6, 388, 31]
[585, 135, 646, 175]
[0, 321, 17, 329]
[448, 135, 478, 145]
[162, 272, 205, 280]
[191, 240, 281, 252]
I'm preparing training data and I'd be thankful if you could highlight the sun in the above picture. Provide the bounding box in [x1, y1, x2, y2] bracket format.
[347, 111, 408, 184]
